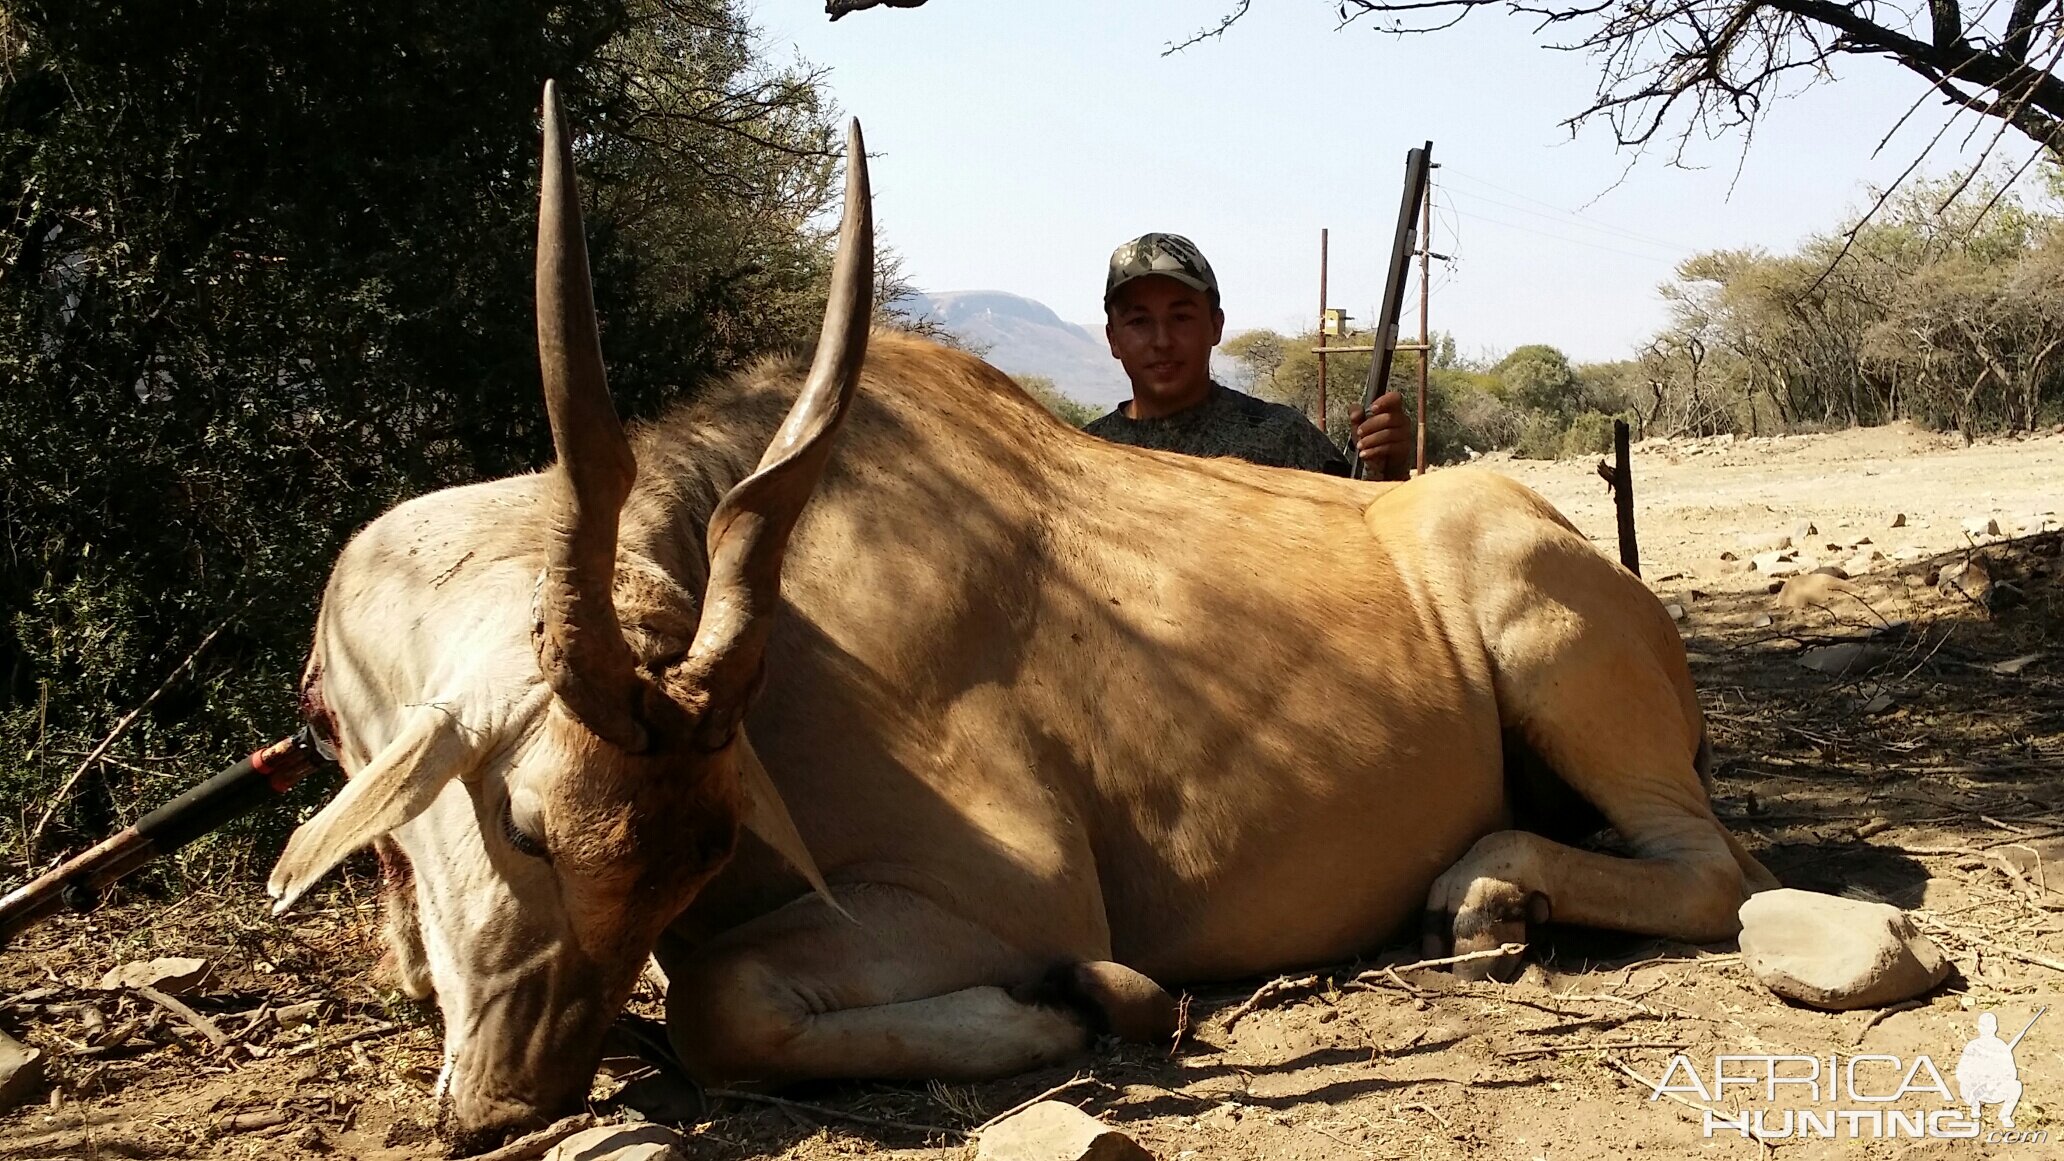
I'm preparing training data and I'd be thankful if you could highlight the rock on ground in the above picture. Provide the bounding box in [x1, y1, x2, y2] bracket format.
[1777, 573, 1862, 610]
[1990, 653, 2043, 675]
[1738, 889, 1949, 1010]
[1752, 550, 1809, 576]
[545, 1124, 692, 1161]
[99, 957, 211, 995]
[0, 1028, 42, 1114]
[976, 1101, 1155, 1161]
[1938, 556, 1995, 604]
[1796, 641, 1892, 674]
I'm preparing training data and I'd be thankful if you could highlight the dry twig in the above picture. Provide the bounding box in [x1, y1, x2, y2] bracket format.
[130, 986, 230, 1052]
[1224, 974, 1322, 1028]
[1853, 998, 1927, 1045]
[1606, 1055, 1723, 1118]
[707, 1088, 957, 1137]
[1499, 1039, 1690, 1059]
[280, 1021, 402, 1057]
[1350, 943, 1531, 995]
[969, 1075, 1096, 1136]
[471, 1114, 595, 1161]
[1228, 943, 1527, 1025]
[219, 1109, 289, 1133]
[1398, 1101, 1452, 1129]
[0, 1127, 163, 1158]
[1920, 916, 2064, 974]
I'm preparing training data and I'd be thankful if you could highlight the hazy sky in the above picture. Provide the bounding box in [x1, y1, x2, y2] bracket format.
[747, 0, 2038, 363]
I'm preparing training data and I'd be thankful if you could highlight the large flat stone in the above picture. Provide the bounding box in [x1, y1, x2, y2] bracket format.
[100, 957, 212, 995]
[1739, 889, 1949, 1010]
[0, 1028, 43, 1114]
[1796, 641, 1891, 673]
[546, 1124, 691, 1161]
[976, 1101, 1154, 1161]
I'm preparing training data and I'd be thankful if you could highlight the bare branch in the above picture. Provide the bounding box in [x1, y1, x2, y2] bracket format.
[824, 0, 929, 20]
[1166, 1, 1256, 54]
[1325, 0, 2064, 162]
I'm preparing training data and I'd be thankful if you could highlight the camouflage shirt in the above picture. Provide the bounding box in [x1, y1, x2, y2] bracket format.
[1084, 383, 1350, 476]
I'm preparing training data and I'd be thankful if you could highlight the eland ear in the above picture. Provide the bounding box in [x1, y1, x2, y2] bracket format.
[734, 730, 850, 922]
[267, 708, 482, 914]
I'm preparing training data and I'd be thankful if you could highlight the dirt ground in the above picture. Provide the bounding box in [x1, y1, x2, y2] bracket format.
[4, 422, 2063, 1161]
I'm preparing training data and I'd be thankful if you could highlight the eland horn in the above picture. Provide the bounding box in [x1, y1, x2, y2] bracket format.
[531, 79, 648, 752]
[669, 120, 873, 748]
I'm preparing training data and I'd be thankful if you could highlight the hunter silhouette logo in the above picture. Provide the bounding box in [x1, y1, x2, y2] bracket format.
[1646, 1006, 2048, 1143]
[1957, 1008, 2042, 1129]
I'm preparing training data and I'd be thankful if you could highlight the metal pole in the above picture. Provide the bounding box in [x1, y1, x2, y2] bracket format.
[1317, 228, 1329, 434]
[1415, 164, 1434, 476]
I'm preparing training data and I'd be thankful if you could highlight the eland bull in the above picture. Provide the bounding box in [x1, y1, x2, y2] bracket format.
[267, 84, 1777, 1152]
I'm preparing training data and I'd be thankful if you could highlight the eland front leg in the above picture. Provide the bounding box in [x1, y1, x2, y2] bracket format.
[658, 881, 1172, 1084]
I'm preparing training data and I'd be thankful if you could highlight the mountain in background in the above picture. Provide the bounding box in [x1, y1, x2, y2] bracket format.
[895, 290, 1130, 407]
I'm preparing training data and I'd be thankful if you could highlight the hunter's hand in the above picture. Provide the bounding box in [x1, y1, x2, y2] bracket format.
[1350, 392, 1413, 481]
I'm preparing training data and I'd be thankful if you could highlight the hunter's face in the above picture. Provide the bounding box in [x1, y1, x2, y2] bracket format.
[1106, 276, 1224, 415]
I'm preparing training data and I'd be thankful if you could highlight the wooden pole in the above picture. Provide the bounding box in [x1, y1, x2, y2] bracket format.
[1415, 168, 1432, 477]
[1613, 419, 1638, 575]
[1316, 228, 1329, 434]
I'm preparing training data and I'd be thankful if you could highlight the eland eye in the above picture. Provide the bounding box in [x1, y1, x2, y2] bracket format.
[502, 800, 551, 862]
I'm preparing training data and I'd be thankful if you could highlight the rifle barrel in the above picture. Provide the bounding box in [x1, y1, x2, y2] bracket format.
[0, 729, 334, 947]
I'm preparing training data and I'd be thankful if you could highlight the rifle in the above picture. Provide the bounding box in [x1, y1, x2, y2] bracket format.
[1353, 142, 1434, 482]
[0, 727, 337, 947]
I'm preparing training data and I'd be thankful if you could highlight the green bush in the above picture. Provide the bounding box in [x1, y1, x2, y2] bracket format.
[1562, 411, 1619, 457]
[1513, 411, 1568, 459]
[1012, 375, 1101, 428]
[1450, 386, 1523, 454]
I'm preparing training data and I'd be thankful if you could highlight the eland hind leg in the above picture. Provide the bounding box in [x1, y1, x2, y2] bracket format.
[1429, 534, 1776, 979]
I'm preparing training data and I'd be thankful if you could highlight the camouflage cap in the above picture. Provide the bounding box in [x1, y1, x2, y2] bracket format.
[1104, 232, 1219, 307]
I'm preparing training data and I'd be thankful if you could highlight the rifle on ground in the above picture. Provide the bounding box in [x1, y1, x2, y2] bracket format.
[0, 728, 337, 948]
